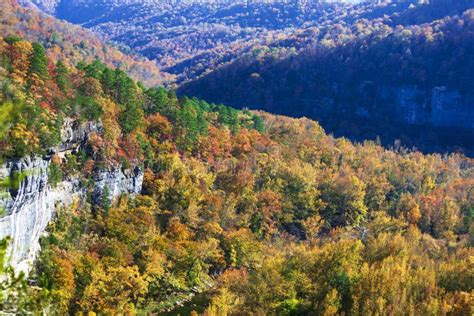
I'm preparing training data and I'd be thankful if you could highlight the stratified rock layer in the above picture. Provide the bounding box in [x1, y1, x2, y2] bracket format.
[0, 120, 143, 274]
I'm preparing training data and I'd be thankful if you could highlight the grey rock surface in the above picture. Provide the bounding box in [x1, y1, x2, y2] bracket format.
[0, 120, 143, 274]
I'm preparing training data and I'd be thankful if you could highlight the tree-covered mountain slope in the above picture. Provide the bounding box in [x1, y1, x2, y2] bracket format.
[17, 0, 474, 154]
[1, 0, 170, 86]
[179, 2, 474, 155]
[20, 0, 443, 85]
[24, 0, 474, 154]
[0, 35, 473, 315]
[20, 0, 472, 85]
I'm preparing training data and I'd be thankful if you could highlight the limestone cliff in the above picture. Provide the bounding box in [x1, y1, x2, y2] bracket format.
[348, 84, 474, 129]
[0, 120, 143, 274]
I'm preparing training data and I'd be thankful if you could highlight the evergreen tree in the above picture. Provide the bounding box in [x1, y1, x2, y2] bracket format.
[252, 115, 265, 133]
[145, 87, 169, 115]
[101, 185, 111, 215]
[84, 59, 106, 80]
[114, 68, 137, 106]
[4, 36, 21, 45]
[54, 60, 69, 93]
[101, 68, 116, 95]
[29, 42, 49, 80]
[119, 102, 143, 134]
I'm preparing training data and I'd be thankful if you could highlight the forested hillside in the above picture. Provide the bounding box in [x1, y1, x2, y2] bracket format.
[1, 0, 169, 86]
[19, 0, 416, 84]
[179, 1, 474, 155]
[18, 0, 474, 154]
[22, 0, 350, 84]
[22, 0, 473, 86]
[0, 36, 473, 315]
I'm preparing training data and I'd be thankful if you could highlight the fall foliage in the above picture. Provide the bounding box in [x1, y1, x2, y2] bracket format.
[0, 36, 472, 315]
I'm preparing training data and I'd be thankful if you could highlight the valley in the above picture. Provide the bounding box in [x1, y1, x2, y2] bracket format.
[22, 0, 474, 155]
[0, 1, 472, 314]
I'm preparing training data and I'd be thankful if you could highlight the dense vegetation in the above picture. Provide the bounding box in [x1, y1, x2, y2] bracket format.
[21, 0, 474, 154]
[1, 0, 169, 86]
[26, 0, 349, 82]
[0, 35, 257, 162]
[179, 2, 474, 155]
[24, 0, 473, 86]
[0, 36, 472, 315]
[181, 4, 474, 99]
[21, 0, 411, 84]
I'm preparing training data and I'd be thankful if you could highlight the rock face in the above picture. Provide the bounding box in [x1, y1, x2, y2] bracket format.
[385, 85, 474, 129]
[0, 157, 79, 274]
[93, 166, 144, 205]
[56, 118, 101, 153]
[344, 84, 474, 129]
[0, 121, 143, 274]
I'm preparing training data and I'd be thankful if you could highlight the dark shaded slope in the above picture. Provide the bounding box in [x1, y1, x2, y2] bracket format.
[179, 9, 474, 155]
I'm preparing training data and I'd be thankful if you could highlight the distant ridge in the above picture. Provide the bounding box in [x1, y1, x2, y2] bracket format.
[5, 0, 171, 86]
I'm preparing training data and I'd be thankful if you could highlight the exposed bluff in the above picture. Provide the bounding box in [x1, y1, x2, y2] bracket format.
[354, 84, 474, 129]
[180, 80, 474, 154]
[0, 120, 143, 274]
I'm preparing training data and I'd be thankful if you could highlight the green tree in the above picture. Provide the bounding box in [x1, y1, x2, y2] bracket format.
[49, 161, 63, 188]
[101, 68, 116, 95]
[54, 60, 69, 93]
[252, 114, 265, 133]
[101, 185, 112, 215]
[0, 238, 37, 313]
[145, 87, 169, 115]
[175, 102, 207, 150]
[119, 102, 143, 134]
[29, 42, 49, 80]
[114, 68, 137, 106]
[4, 36, 21, 45]
[84, 59, 106, 80]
